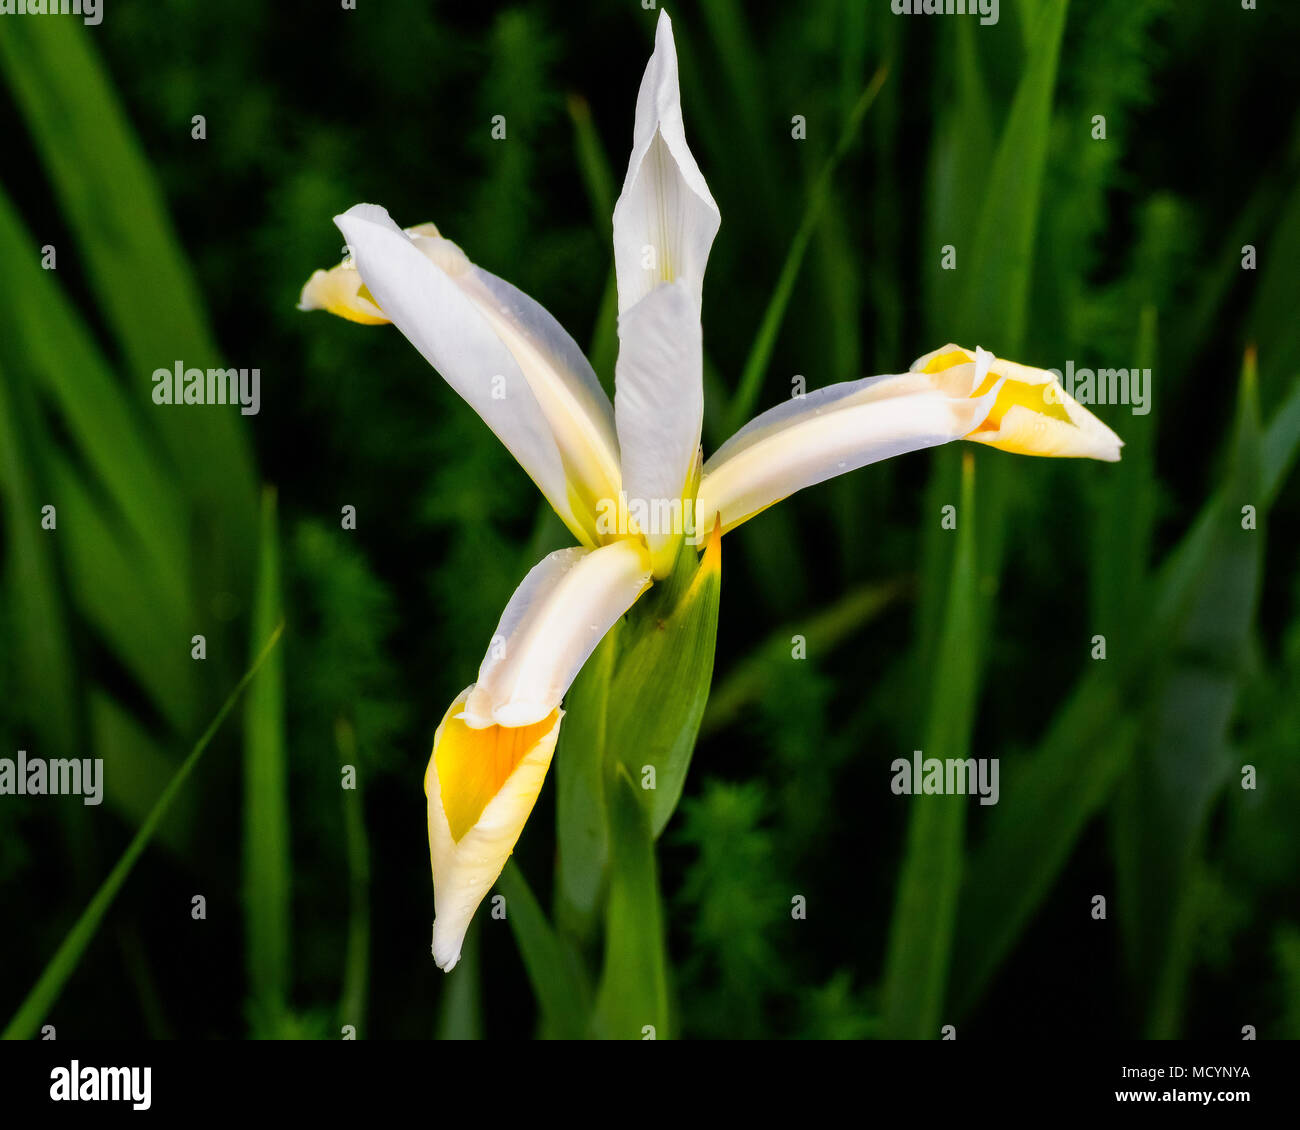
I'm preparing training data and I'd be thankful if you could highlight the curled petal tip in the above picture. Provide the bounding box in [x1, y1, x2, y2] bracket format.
[426, 691, 563, 975]
[296, 262, 389, 325]
[431, 924, 462, 972]
[925, 344, 1127, 462]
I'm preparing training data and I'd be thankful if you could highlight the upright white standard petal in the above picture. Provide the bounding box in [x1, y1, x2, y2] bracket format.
[462, 539, 654, 729]
[611, 9, 720, 316]
[614, 281, 703, 577]
[696, 365, 1005, 536]
[426, 688, 562, 971]
[334, 204, 615, 545]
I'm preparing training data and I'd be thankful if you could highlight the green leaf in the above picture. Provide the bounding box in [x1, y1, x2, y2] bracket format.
[586, 272, 620, 397]
[916, 0, 1068, 705]
[952, 372, 1300, 1019]
[47, 452, 198, 733]
[593, 768, 670, 1040]
[334, 719, 371, 1037]
[0, 356, 79, 757]
[435, 927, 482, 1041]
[606, 532, 722, 838]
[554, 624, 619, 943]
[723, 66, 888, 437]
[0, 187, 190, 615]
[1247, 146, 1300, 407]
[243, 489, 292, 1035]
[0, 17, 257, 546]
[1121, 353, 1264, 1037]
[880, 454, 979, 1039]
[922, 16, 994, 330]
[694, 0, 783, 232]
[2, 625, 284, 1041]
[1089, 305, 1159, 638]
[555, 532, 720, 949]
[496, 863, 591, 1040]
[953, 686, 1140, 1019]
[565, 93, 619, 393]
[89, 690, 198, 858]
[566, 94, 616, 233]
[954, 0, 1069, 349]
[892, 9, 1071, 1033]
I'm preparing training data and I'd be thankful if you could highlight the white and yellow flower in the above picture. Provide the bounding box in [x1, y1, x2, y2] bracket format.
[300, 10, 1121, 971]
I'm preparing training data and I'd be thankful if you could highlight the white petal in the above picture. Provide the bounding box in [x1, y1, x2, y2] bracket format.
[334, 204, 602, 545]
[462, 539, 653, 728]
[614, 281, 703, 576]
[611, 9, 720, 316]
[408, 231, 623, 515]
[696, 369, 1003, 535]
[426, 689, 562, 971]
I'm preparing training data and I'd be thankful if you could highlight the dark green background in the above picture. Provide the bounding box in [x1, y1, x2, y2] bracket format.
[1, 0, 1298, 1039]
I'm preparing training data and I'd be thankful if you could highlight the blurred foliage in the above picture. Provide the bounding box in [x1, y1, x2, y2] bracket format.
[2, 0, 1299, 1040]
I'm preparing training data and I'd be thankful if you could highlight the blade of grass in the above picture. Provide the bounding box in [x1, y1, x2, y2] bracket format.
[922, 16, 994, 334]
[1132, 353, 1264, 1037]
[593, 767, 670, 1040]
[724, 66, 888, 438]
[952, 688, 1141, 1019]
[435, 927, 482, 1040]
[1090, 306, 1159, 639]
[334, 718, 370, 1037]
[588, 272, 619, 394]
[47, 453, 197, 733]
[688, 0, 781, 230]
[567, 94, 616, 228]
[0, 355, 97, 887]
[89, 690, 198, 858]
[554, 625, 619, 944]
[1247, 148, 1300, 407]
[958, 0, 1070, 347]
[952, 374, 1300, 1017]
[497, 862, 591, 1039]
[880, 453, 979, 1039]
[116, 926, 174, 1041]
[0, 186, 190, 623]
[2, 623, 284, 1041]
[243, 488, 291, 1035]
[566, 94, 620, 390]
[0, 357, 80, 757]
[917, 0, 1068, 687]
[0, 16, 257, 537]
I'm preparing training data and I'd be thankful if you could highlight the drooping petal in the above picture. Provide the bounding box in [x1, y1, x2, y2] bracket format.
[426, 687, 562, 971]
[297, 260, 388, 325]
[407, 229, 623, 521]
[912, 344, 1123, 461]
[462, 539, 653, 729]
[298, 221, 448, 325]
[611, 9, 720, 316]
[614, 281, 703, 577]
[695, 364, 1005, 536]
[333, 204, 619, 545]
